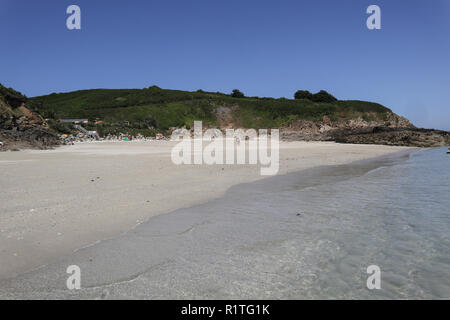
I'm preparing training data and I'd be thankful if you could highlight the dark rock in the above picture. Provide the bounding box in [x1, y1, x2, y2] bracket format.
[281, 112, 449, 147]
[328, 127, 449, 147]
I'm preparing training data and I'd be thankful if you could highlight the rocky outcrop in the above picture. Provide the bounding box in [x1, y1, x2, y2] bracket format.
[282, 112, 414, 138]
[329, 127, 450, 147]
[281, 112, 448, 147]
[0, 96, 59, 151]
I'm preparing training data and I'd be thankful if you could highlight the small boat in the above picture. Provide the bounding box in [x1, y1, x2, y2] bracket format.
[447, 148, 450, 154]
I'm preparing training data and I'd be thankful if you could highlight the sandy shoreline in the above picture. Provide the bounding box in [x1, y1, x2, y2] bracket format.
[0, 141, 414, 280]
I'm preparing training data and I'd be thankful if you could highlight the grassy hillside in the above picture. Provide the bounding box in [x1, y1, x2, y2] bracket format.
[29, 86, 392, 136]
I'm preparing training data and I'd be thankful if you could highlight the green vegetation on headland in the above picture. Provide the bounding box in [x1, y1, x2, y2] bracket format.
[28, 86, 391, 136]
[3, 83, 449, 148]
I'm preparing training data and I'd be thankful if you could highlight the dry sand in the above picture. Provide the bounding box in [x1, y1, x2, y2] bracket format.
[0, 140, 413, 279]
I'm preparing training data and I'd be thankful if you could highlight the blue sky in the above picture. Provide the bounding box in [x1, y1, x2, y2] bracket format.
[1, 0, 449, 130]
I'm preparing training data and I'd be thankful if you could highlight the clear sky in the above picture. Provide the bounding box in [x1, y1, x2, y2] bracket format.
[1, 0, 449, 130]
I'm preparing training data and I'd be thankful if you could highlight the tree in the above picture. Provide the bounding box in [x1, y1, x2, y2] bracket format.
[231, 89, 245, 98]
[311, 90, 337, 103]
[294, 90, 313, 100]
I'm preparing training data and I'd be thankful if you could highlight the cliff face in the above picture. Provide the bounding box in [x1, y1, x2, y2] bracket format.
[281, 112, 449, 147]
[330, 127, 450, 147]
[0, 88, 59, 151]
[282, 112, 412, 139]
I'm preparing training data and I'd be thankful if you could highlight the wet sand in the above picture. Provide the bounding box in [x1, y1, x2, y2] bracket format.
[0, 141, 413, 282]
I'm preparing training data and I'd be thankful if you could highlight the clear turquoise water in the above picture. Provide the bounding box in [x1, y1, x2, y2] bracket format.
[278, 147, 450, 298]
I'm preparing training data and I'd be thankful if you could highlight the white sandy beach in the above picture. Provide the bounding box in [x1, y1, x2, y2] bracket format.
[0, 141, 413, 280]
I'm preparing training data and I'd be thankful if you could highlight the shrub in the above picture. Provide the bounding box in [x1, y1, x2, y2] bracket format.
[294, 90, 313, 100]
[231, 89, 245, 98]
[311, 90, 337, 103]
[48, 120, 73, 134]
